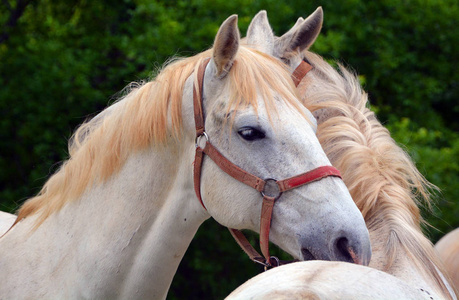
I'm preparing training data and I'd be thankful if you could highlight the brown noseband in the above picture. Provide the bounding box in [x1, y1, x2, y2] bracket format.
[193, 58, 341, 268]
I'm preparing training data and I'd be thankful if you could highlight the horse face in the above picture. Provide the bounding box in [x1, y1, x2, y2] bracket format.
[184, 14, 371, 265]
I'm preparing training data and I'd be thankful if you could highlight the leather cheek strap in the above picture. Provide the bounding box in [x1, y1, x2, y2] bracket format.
[193, 147, 206, 209]
[292, 60, 312, 87]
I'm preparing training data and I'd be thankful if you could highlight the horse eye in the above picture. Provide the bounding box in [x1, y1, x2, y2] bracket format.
[238, 127, 266, 141]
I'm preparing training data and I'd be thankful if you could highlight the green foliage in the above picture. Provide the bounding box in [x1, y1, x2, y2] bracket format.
[1, 0, 458, 298]
[314, 0, 459, 131]
[387, 118, 459, 241]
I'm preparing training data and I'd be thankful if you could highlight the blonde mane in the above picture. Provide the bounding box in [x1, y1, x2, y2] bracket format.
[13, 46, 301, 229]
[301, 51, 454, 297]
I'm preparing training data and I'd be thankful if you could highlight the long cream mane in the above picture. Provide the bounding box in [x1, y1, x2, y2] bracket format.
[13, 46, 301, 229]
[301, 51, 454, 297]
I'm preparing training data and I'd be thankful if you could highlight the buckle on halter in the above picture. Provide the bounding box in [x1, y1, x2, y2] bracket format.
[195, 132, 209, 149]
[253, 255, 281, 271]
[261, 178, 282, 200]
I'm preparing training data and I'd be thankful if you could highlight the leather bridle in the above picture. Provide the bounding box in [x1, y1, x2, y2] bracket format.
[193, 58, 340, 268]
[292, 60, 313, 87]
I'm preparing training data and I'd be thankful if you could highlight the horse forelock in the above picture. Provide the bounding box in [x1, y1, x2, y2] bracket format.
[224, 47, 303, 124]
[301, 51, 455, 298]
[12, 46, 304, 232]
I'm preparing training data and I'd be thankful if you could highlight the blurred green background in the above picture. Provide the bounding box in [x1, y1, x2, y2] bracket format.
[1, 0, 458, 298]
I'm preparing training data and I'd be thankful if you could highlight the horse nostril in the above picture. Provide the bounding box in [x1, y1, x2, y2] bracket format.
[335, 237, 354, 263]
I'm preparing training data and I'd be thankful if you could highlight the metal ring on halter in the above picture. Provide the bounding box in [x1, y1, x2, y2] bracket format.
[260, 178, 282, 200]
[269, 256, 280, 266]
[264, 256, 280, 271]
[195, 132, 209, 149]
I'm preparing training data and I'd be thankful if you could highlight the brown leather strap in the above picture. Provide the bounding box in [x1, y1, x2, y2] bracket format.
[292, 60, 313, 87]
[229, 227, 297, 269]
[202, 141, 265, 192]
[277, 166, 341, 192]
[228, 228, 266, 264]
[193, 147, 206, 209]
[193, 58, 210, 210]
[193, 58, 211, 136]
[259, 196, 276, 260]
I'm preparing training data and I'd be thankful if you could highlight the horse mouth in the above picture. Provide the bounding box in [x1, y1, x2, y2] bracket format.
[301, 248, 316, 261]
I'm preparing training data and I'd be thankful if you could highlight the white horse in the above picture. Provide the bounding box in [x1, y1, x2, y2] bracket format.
[0, 15, 371, 299]
[227, 261, 434, 300]
[241, 8, 457, 299]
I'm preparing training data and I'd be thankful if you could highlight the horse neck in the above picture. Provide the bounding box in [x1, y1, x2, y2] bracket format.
[368, 216, 456, 299]
[317, 104, 457, 299]
[300, 62, 456, 299]
[0, 140, 209, 299]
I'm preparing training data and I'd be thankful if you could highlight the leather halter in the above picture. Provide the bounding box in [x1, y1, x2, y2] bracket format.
[193, 58, 341, 268]
[292, 60, 313, 87]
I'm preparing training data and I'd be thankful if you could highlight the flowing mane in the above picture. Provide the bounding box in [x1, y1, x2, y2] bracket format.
[301, 50, 454, 297]
[13, 46, 301, 229]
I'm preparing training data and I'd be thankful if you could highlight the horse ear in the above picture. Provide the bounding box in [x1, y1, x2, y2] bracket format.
[276, 7, 323, 55]
[284, 17, 305, 37]
[246, 10, 274, 54]
[212, 14, 240, 78]
[292, 7, 323, 51]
